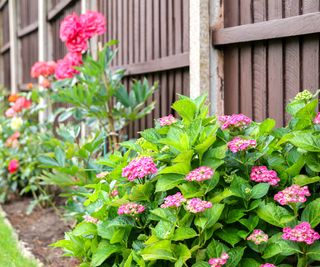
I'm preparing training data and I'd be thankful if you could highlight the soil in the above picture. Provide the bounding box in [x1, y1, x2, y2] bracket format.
[3, 198, 79, 267]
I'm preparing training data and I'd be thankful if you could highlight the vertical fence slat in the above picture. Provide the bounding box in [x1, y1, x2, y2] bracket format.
[223, 0, 240, 114]
[267, 0, 284, 126]
[284, 0, 300, 123]
[302, 0, 319, 92]
[252, 0, 267, 121]
[240, 0, 253, 117]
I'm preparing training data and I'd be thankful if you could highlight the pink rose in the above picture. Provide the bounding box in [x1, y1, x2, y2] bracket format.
[80, 11, 106, 38]
[64, 52, 83, 66]
[55, 53, 83, 80]
[31, 61, 56, 78]
[59, 13, 83, 42]
[13, 97, 32, 112]
[8, 159, 19, 174]
[65, 33, 88, 53]
[5, 108, 16, 117]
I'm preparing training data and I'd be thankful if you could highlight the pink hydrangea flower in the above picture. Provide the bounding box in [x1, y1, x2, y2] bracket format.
[110, 189, 119, 197]
[55, 53, 83, 80]
[80, 11, 106, 38]
[186, 198, 212, 213]
[83, 214, 99, 224]
[185, 166, 214, 182]
[208, 252, 229, 267]
[274, 185, 310, 206]
[247, 229, 269, 245]
[219, 114, 252, 130]
[96, 171, 109, 178]
[159, 114, 177, 126]
[314, 112, 320, 124]
[260, 264, 276, 267]
[227, 137, 256, 153]
[122, 157, 157, 181]
[282, 222, 320, 245]
[117, 203, 145, 215]
[60, 13, 83, 42]
[161, 192, 186, 208]
[250, 166, 280, 186]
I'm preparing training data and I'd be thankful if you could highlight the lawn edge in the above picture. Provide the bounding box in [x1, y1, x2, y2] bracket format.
[0, 205, 44, 267]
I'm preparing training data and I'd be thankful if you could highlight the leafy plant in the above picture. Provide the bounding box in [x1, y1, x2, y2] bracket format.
[51, 41, 157, 152]
[53, 91, 320, 266]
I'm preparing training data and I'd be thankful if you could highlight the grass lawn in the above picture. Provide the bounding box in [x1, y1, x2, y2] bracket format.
[0, 210, 39, 267]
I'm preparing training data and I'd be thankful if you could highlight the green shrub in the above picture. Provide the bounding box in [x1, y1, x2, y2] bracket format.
[53, 92, 320, 267]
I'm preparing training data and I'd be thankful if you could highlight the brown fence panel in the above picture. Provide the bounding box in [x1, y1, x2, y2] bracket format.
[98, 0, 190, 137]
[0, 1, 10, 89]
[18, 0, 39, 86]
[213, 0, 320, 126]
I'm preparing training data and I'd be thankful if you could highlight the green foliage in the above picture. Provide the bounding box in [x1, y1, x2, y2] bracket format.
[0, 89, 54, 212]
[53, 91, 320, 266]
[51, 42, 157, 151]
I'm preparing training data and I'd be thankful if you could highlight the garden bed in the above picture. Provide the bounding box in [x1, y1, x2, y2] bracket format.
[3, 198, 78, 267]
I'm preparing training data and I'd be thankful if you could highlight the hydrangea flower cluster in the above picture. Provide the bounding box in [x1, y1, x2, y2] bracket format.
[55, 11, 106, 80]
[117, 203, 145, 215]
[247, 229, 268, 245]
[274, 184, 310, 205]
[159, 114, 177, 126]
[294, 90, 313, 101]
[218, 114, 252, 130]
[5, 96, 32, 118]
[314, 112, 320, 124]
[96, 171, 109, 179]
[282, 222, 320, 245]
[260, 264, 276, 267]
[122, 156, 157, 181]
[186, 198, 212, 213]
[110, 189, 119, 198]
[250, 166, 280, 186]
[83, 215, 99, 224]
[208, 252, 229, 267]
[161, 192, 186, 208]
[8, 159, 19, 174]
[227, 137, 256, 153]
[185, 166, 214, 182]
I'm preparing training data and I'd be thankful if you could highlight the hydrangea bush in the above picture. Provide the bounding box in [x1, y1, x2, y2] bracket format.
[53, 91, 320, 267]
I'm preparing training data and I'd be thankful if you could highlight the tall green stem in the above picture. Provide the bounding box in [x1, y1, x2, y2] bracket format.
[297, 254, 308, 267]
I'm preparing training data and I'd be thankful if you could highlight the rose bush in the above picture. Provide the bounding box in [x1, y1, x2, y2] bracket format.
[0, 88, 55, 212]
[52, 91, 320, 267]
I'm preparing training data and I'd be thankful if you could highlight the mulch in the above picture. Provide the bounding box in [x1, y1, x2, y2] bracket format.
[3, 198, 79, 267]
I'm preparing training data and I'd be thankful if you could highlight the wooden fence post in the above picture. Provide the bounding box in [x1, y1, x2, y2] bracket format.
[209, 0, 224, 115]
[38, 0, 47, 124]
[189, 0, 210, 99]
[8, 0, 18, 93]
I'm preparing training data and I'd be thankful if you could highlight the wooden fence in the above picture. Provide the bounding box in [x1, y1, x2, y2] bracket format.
[212, 0, 320, 126]
[0, 1, 10, 89]
[0, 0, 190, 135]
